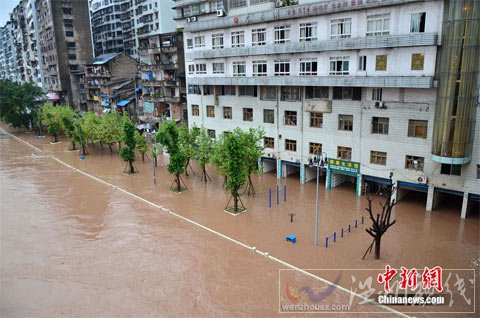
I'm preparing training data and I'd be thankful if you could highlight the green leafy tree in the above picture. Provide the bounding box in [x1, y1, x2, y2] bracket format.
[41, 103, 63, 142]
[0, 80, 43, 130]
[156, 120, 187, 192]
[119, 119, 136, 174]
[194, 127, 215, 183]
[223, 129, 248, 213]
[212, 133, 229, 188]
[152, 143, 161, 167]
[99, 111, 123, 152]
[179, 124, 199, 176]
[59, 105, 79, 150]
[79, 111, 102, 151]
[135, 131, 149, 162]
[242, 128, 265, 196]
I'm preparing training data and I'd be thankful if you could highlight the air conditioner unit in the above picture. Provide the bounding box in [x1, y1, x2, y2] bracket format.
[190, 16, 197, 22]
[417, 176, 428, 184]
[186, 17, 191, 23]
[374, 101, 386, 109]
[267, 153, 272, 158]
[216, 9, 225, 17]
[275, 0, 283, 8]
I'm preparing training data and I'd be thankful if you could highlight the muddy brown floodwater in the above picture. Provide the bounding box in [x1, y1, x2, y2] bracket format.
[0, 126, 479, 317]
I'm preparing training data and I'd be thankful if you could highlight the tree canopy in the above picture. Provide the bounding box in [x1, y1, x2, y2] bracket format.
[0, 80, 43, 129]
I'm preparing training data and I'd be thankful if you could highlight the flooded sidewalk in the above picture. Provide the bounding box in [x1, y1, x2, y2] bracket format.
[1, 127, 478, 317]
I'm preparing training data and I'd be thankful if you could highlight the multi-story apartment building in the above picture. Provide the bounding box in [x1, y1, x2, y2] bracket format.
[36, 0, 93, 108]
[0, 22, 21, 82]
[23, 0, 45, 88]
[180, 0, 480, 218]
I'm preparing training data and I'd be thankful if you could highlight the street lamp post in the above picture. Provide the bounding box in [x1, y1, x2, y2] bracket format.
[309, 152, 328, 246]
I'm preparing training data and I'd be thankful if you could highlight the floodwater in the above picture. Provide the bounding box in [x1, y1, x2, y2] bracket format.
[0, 127, 478, 317]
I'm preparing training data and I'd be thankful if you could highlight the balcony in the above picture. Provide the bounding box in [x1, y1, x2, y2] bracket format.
[142, 80, 163, 86]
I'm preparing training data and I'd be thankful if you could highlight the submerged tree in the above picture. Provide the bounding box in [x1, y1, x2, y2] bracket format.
[179, 124, 199, 176]
[223, 130, 248, 213]
[362, 174, 397, 260]
[119, 119, 136, 174]
[41, 103, 63, 142]
[156, 120, 187, 192]
[242, 128, 265, 196]
[0, 80, 43, 129]
[80, 111, 102, 150]
[135, 130, 149, 162]
[194, 127, 215, 183]
[59, 105, 79, 150]
[99, 111, 123, 152]
[212, 133, 229, 188]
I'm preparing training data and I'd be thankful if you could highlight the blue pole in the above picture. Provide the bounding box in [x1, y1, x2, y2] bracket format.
[284, 185, 286, 202]
[355, 219, 358, 228]
[348, 224, 351, 232]
[333, 232, 336, 242]
[325, 237, 328, 248]
[276, 185, 279, 205]
[362, 216, 364, 224]
[341, 228, 344, 237]
[269, 188, 272, 208]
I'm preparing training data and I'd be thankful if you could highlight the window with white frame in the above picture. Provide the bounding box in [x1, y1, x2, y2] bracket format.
[366, 13, 390, 36]
[330, 18, 351, 39]
[274, 26, 290, 44]
[260, 86, 277, 100]
[274, 60, 290, 76]
[186, 38, 193, 49]
[213, 62, 224, 74]
[410, 12, 426, 33]
[253, 60, 267, 76]
[300, 22, 317, 41]
[211, 33, 224, 49]
[231, 31, 245, 47]
[330, 56, 349, 75]
[229, 0, 247, 8]
[188, 64, 194, 75]
[280, 86, 301, 101]
[233, 61, 246, 76]
[372, 88, 382, 101]
[252, 28, 266, 46]
[300, 58, 318, 75]
[358, 55, 367, 71]
[194, 36, 205, 48]
[195, 63, 206, 74]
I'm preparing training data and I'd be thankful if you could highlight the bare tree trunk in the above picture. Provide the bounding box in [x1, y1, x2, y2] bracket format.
[129, 161, 135, 174]
[118, 141, 122, 151]
[100, 142, 104, 151]
[108, 144, 113, 153]
[154, 156, 157, 167]
[71, 141, 76, 151]
[53, 134, 58, 143]
[375, 237, 381, 259]
[176, 173, 181, 192]
[142, 153, 145, 162]
[234, 194, 238, 212]
[223, 176, 227, 189]
[246, 174, 255, 196]
[184, 160, 189, 176]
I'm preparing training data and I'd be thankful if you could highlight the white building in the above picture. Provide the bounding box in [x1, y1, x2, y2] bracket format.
[179, 0, 480, 218]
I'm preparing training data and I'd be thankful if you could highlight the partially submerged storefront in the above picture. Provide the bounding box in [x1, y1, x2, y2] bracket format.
[326, 159, 362, 196]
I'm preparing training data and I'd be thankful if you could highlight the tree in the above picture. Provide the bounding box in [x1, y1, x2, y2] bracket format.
[179, 124, 199, 176]
[119, 119, 136, 174]
[135, 130, 149, 162]
[41, 103, 63, 142]
[59, 105, 79, 150]
[211, 133, 229, 188]
[194, 127, 215, 183]
[362, 174, 397, 260]
[242, 128, 265, 196]
[79, 111, 102, 152]
[223, 129, 248, 213]
[0, 80, 43, 129]
[99, 111, 123, 152]
[156, 120, 187, 192]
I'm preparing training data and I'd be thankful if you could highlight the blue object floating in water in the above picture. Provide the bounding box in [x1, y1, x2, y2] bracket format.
[80, 155, 85, 160]
[35, 136, 41, 140]
[286, 235, 296, 244]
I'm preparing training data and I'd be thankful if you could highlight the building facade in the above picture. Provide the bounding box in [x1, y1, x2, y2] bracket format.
[180, 0, 480, 217]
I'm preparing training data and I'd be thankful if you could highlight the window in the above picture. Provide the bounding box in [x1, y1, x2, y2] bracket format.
[66, 42, 76, 48]
[191, 104, 199, 116]
[300, 22, 317, 41]
[220, 85, 236, 95]
[206, 105, 215, 117]
[281, 86, 301, 101]
[64, 19, 73, 28]
[305, 87, 328, 99]
[233, 61, 246, 76]
[309, 142, 322, 154]
[243, 108, 253, 121]
[212, 33, 224, 49]
[186, 39, 193, 49]
[188, 64, 195, 75]
[223, 106, 232, 119]
[260, 86, 277, 100]
[203, 86, 214, 95]
[213, 62, 224, 74]
[372, 88, 382, 101]
[231, 31, 245, 47]
[274, 60, 290, 76]
[238, 86, 257, 97]
[405, 155, 424, 171]
[62, 7, 72, 14]
[263, 109, 274, 124]
[337, 146, 352, 160]
[410, 12, 426, 33]
[338, 114, 353, 131]
[253, 61, 267, 76]
[408, 120, 428, 138]
[264, 137, 274, 149]
[310, 113, 323, 128]
[65, 31, 74, 37]
[274, 26, 290, 43]
[330, 18, 351, 39]
[359, 56, 367, 71]
[333, 87, 362, 100]
[285, 139, 297, 152]
[440, 164, 461, 176]
[477, 165, 480, 179]
[370, 151, 387, 165]
[188, 85, 201, 94]
[371, 117, 389, 134]
[300, 58, 317, 75]
[252, 28, 266, 46]
[195, 63, 206, 74]
[411, 53, 425, 70]
[68, 54, 76, 60]
[230, 0, 247, 8]
[194, 36, 205, 48]
[366, 13, 390, 36]
[284, 111, 297, 126]
[330, 56, 349, 75]
[375, 55, 387, 71]
[207, 129, 216, 139]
